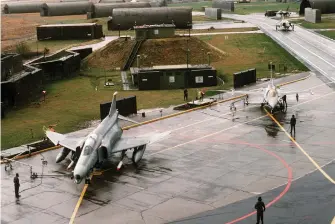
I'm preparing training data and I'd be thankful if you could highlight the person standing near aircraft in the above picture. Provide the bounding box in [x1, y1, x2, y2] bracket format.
[290, 115, 296, 136]
[282, 95, 287, 107]
[184, 89, 188, 101]
[254, 197, 266, 224]
[296, 93, 299, 102]
[13, 173, 20, 198]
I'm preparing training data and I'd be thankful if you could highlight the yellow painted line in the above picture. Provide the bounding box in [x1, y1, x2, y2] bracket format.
[277, 73, 312, 87]
[122, 94, 247, 131]
[0, 145, 61, 164]
[331, 216, 335, 224]
[264, 108, 335, 184]
[69, 173, 93, 224]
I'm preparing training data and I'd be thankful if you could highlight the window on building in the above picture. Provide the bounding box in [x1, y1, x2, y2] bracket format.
[169, 76, 175, 83]
[154, 29, 159, 35]
[195, 76, 204, 83]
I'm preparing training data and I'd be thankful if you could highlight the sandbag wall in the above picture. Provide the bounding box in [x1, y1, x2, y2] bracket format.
[40, 2, 93, 16]
[108, 7, 192, 30]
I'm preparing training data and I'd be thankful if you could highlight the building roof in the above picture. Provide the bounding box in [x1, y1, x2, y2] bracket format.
[38, 23, 97, 28]
[134, 24, 176, 29]
[131, 64, 214, 73]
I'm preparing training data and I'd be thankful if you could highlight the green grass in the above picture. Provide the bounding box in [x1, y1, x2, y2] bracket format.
[198, 33, 308, 79]
[292, 18, 335, 29]
[168, 1, 300, 14]
[1, 75, 213, 150]
[26, 39, 101, 54]
[318, 31, 335, 40]
[234, 2, 299, 14]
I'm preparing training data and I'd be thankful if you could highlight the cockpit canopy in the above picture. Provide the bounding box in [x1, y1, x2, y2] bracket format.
[82, 134, 97, 156]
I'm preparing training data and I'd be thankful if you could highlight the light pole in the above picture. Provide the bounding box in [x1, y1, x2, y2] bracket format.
[202, 49, 204, 65]
[187, 21, 191, 37]
[186, 49, 190, 68]
[118, 24, 121, 37]
[137, 55, 141, 68]
[207, 52, 211, 65]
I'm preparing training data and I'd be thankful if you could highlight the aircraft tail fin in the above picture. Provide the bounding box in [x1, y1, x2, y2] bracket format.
[109, 92, 118, 117]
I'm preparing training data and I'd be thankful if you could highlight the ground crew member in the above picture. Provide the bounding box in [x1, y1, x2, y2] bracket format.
[200, 89, 205, 101]
[184, 89, 188, 101]
[290, 114, 296, 136]
[282, 94, 287, 107]
[296, 93, 299, 102]
[254, 197, 266, 224]
[13, 173, 20, 198]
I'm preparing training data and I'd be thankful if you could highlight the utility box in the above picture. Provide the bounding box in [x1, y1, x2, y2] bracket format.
[304, 8, 321, 23]
[134, 24, 175, 40]
[205, 8, 222, 20]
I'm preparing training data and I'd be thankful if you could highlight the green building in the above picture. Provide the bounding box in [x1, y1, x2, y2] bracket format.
[130, 64, 217, 90]
[134, 24, 175, 40]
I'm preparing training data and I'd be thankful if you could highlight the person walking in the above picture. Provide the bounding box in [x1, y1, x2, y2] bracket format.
[290, 114, 296, 136]
[13, 173, 20, 199]
[184, 89, 188, 101]
[254, 197, 266, 224]
[296, 93, 299, 102]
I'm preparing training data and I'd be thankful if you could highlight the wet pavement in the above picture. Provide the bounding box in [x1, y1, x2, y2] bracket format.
[1, 73, 335, 224]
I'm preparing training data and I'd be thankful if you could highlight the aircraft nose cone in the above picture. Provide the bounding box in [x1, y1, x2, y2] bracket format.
[74, 174, 82, 184]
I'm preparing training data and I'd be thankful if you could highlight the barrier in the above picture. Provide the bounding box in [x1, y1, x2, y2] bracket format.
[100, 96, 137, 120]
[233, 68, 256, 88]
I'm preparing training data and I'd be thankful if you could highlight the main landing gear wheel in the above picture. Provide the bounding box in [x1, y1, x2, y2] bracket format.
[280, 102, 287, 113]
[85, 178, 91, 185]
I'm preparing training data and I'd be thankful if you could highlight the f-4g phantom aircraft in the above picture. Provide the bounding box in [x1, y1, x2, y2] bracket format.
[212, 78, 313, 113]
[46, 92, 169, 184]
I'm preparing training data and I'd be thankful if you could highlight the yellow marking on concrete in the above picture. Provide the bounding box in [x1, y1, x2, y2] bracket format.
[0, 145, 62, 164]
[264, 108, 335, 184]
[122, 94, 247, 131]
[69, 173, 93, 224]
[277, 73, 312, 87]
[331, 216, 335, 224]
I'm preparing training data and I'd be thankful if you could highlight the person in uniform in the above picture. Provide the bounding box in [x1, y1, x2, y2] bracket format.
[13, 173, 20, 198]
[254, 197, 266, 224]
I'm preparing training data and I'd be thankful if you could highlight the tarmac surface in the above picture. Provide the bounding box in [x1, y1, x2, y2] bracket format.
[2, 73, 335, 224]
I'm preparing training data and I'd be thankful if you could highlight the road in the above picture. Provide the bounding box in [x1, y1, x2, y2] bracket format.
[221, 13, 335, 83]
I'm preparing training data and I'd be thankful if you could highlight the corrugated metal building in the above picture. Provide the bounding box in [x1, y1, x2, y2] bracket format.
[130, 64, 217, 90]
[3, 2, 43, 14]
[134, 24, 175, 40]
[40, 2, 93, 16]
[87, 2, 151, 19]
[108, 7, 192, 30]
[212, 0, 234, 12]
[36, 23, 103, 40]
[305, 0, 335, 13]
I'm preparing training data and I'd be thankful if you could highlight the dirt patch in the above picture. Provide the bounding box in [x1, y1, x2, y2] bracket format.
[85, 36, 225, 70]
[1, 13, 86, 51]
[137, 36, 224, 67]
[85, 38, 135, 69]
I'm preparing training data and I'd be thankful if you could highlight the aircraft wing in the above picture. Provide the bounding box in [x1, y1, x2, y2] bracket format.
[279, 89, 313, 96]
[111, 131, 170, 154]
[111, 136, 150, 153]
[210, 89, 264, 97]
[46, 131, 83, 151]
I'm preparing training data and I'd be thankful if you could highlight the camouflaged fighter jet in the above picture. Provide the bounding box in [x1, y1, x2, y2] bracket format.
[46, 92, 170, 184]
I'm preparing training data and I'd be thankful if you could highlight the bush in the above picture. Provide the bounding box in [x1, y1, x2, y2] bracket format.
[15, 42, 31, 55]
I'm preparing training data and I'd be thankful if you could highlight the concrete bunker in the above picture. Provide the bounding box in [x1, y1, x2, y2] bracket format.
[108, 7, 192, 30]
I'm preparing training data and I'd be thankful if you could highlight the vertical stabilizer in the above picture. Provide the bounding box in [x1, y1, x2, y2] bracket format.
[109, 92, 118, 117]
